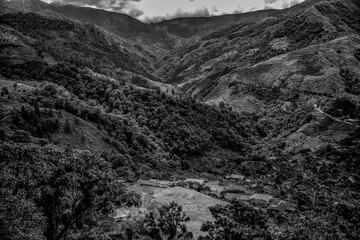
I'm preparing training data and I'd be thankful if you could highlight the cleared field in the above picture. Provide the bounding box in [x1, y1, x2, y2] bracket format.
[129, 185, 228, 238]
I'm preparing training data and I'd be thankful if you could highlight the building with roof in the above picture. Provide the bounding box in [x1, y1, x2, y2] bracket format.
[184, 178, 207, 185]
[138, 179, 168, 188]
[225, 174, 245, 180]
[113, 208, 131, 221]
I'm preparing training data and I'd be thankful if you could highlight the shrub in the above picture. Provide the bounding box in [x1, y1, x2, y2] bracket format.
[64, 120, 72, 133]
[200, 201, 271, 240]
[1, 87, 9, 96]
[143, 202, 192, 240]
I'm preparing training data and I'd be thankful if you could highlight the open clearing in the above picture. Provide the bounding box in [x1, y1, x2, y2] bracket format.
[128, 185, 228, 237]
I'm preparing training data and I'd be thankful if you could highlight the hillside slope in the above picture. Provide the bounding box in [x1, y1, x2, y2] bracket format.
[0, 0, 52, 13]
[0, 0, 359, 182]
[0, 0, 177, 51]
[1, 0, 359, 181]
[152, 9, 277, 39]
[159, 0, 360, 108]
[0, 11, 171, 86]
[53, 4, 177, 51]
[1, 0, 360, 239]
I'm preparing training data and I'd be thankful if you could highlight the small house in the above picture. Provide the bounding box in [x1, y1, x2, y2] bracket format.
[225, 174, 245, 181]
[138, 179, 168, 188]
[184, 178, 207, 185]
[150, 179, 176, 187]
[113, 208, 131, 221]
[224, 193, 250, 201]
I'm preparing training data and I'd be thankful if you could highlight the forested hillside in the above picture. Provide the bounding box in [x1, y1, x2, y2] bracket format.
[1, 0, 360, 239]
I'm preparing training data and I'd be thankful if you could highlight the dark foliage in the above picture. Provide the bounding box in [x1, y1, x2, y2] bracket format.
[143, 202, 192, 240]
[340, 67, 360, 95]
[0, 12, 154, 79]
[0, 56, 255, 177]
[0, 143, 132, 240]
[200, 201, 271, 240]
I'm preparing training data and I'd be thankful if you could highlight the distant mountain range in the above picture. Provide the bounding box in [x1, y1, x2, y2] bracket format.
[0, 0, 304, 49]
[157, 0, 360, 113]
[1, 0, 359, 111]
[0, 0, 359, 149]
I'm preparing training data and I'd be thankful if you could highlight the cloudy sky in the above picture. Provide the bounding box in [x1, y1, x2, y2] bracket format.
[44, 0, 304, 22]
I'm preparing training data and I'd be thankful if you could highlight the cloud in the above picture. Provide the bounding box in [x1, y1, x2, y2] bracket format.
[170, 7, 211, 18]
[282, 1, 290, 8]
[263, 5, 275, 10]
[211, 6, 218, 13]
[263, 0, 278, 4]
[126, 5, 144, 17]
[262, 0, 277, 10]
[52, 0, 141, 12]
[49, 0, 304, 20]
[249, 7, 258, 12]
[144, 7, 213, 23]
[143, 15, 166, 23]
[289, 0, 300, 7]
[232, 9, 243, 14]
[282, 0, 301, 9]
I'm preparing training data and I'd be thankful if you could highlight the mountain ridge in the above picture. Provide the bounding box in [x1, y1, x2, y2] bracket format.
[1, 0, 323, 50]
[157, 0, 360, 108]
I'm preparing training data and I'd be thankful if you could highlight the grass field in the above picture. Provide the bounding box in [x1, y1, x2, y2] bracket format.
[128, 185, 228, 237]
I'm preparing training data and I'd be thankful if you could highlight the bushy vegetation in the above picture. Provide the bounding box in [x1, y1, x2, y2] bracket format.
[0, 56, 256, 179]
[0, 12, 155, 79]
[143, 202, 192, 240]
[315, 0, 360, 33]
[0, 143, 133, 240]
[200, 201, 271, 240]
[340, 67, 360, 95]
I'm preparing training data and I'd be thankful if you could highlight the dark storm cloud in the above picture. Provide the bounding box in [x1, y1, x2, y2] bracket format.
[52, 0, 141, 12]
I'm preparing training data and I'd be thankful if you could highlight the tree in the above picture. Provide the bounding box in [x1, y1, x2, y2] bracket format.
[355, 49, 360, 61]
[0, 191, 46, 240]
[40, 151, 125, 240]
[144, 202, 192, 240]
[0, 144, 130, 240]
[200, 201, 271, 240]
[64, 120, 71, 133]
[1, 87, 9, 96]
